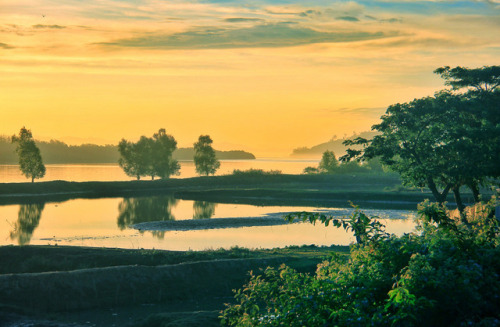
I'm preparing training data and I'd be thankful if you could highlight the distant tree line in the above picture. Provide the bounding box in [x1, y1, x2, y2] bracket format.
[0, 137, 254, 164]
[0, 137, 119, 164]
[2, 127, 255, 182]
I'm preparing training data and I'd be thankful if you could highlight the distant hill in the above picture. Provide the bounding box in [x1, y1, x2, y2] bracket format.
[0, 137, 255, 164]
[291, 131, 379, 158]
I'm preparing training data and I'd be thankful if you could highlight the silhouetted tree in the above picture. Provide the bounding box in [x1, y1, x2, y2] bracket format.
[9, 203, 45, 245]
[118, 137, 149, 180]
[342, 66, 500, 218]
[318, 150, 339, 174]
[11, 127, 45, 182]
[193, 201, 216, 219]
[118, 129, 180, 180]
[193, 135, 220, 176]
[435, 65, 500, 92]
[150, 129, 180, 179]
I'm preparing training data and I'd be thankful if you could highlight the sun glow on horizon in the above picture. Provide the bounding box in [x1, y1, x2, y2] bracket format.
[1, 0, 499, 157]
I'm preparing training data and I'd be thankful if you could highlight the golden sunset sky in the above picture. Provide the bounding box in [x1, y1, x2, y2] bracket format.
[1, 0, 499, 156]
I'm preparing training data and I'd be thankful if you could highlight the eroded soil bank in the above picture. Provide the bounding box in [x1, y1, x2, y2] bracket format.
[0, 245, 348, 326]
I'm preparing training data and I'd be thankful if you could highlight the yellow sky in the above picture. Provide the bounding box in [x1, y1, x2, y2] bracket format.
[1, 0, 499, 156]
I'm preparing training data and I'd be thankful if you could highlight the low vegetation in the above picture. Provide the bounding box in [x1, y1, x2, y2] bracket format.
[231, 168, 282, 176]
[222, 198, 500, 326]
[303, 150, 384, 175]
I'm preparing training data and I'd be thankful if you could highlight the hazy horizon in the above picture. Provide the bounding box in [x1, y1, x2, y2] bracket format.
[1, 0, 499, 157]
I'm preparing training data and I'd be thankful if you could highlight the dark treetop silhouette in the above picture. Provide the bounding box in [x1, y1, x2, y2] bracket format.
[342, 65, 500, 218]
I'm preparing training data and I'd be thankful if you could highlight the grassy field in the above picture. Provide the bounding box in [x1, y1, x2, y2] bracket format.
[0, 173, 467, 208]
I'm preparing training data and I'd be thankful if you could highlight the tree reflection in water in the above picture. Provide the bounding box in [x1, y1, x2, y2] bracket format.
[117, 195, 178, 239]
[10, 203, 45, 245]
[193, 200, 216, 219]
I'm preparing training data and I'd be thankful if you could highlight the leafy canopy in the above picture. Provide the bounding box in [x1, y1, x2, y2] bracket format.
[11, 127, 46, 182]
[342, 66, 500, 209]
[193, 135, 220, 176]
[118, 129, 180, 180]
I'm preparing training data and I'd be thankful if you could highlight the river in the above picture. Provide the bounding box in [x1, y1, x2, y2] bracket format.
[0, 160, 417, 250]
[0, 195, 416, 250]
[0, 159, 319, 183]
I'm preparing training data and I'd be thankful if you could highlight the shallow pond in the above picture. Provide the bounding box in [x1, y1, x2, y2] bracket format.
[1, 195, 417, 250]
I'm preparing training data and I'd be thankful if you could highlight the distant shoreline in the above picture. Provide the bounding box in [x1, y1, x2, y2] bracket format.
[0, 137, 256, 164]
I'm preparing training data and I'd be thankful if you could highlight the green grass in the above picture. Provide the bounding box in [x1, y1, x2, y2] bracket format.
[0, 172, 481, 211]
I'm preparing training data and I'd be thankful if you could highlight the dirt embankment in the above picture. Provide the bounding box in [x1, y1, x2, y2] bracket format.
[0, 257, 311, 313]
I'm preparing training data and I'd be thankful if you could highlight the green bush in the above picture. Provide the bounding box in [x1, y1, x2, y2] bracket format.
[221, 199, 500, 326]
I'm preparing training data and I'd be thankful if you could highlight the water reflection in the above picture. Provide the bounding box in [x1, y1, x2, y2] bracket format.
[117, 195, 178, 239]
[193, 201, 216, 219]
[9, 203, 45, 245]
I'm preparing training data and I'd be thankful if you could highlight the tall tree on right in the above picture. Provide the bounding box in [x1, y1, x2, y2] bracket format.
[341, 66, 500, 218]
[11, 127, 46, 183]
[193, 135, 220, 176]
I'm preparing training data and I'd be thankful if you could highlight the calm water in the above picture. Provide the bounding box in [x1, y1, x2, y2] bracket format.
[1, 196, 416, 250]
[0, 159, 318, 183]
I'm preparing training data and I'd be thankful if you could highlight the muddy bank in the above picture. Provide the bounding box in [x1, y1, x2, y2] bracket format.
[0, 257, 313, 313]
[133, 216, 300, 231]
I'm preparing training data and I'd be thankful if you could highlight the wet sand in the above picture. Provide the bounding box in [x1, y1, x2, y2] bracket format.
[132, 215, 300, 231]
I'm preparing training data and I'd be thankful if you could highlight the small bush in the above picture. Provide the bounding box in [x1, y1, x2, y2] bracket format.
[221, 199, 500, 326]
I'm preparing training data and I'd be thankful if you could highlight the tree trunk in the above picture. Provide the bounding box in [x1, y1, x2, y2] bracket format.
[427, 177, 451, 204]
[453, 187, 468, 225]
[467, 181, 481, 203]
[31, 176, 34, 183]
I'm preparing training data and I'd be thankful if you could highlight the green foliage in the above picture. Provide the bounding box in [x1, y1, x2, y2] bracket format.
[318, 150, 339, 174]
[222, 201, 500, 326]
[304, 151, 385, 175]
[118, 129, 180, 180]
[193, 135, 220, 176]
[11, 127, 46, 182]
[434, 66, 500, 92]
[342, 66, 500, 209]
[151, 129, 180, 179]
[286, 205, 388, 244]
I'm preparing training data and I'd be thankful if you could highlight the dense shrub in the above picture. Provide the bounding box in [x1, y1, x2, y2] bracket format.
[221, 199, 500, 326]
